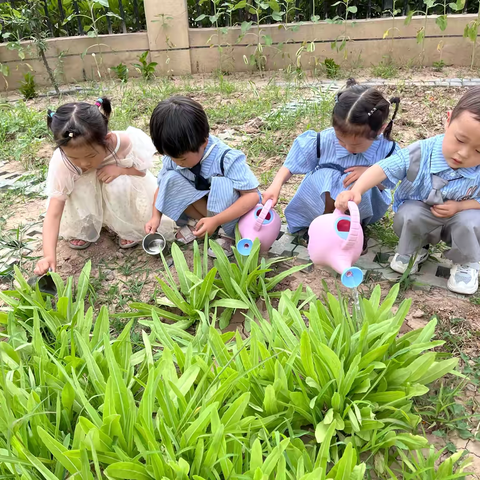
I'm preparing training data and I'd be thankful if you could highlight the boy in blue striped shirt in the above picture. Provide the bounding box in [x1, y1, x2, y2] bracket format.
[145, 96, 259, 257]
[336, 87, 480, 295]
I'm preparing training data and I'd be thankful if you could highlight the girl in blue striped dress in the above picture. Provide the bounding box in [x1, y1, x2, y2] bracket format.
[263, 79, 401, 250]
[146, 96, 260, 257]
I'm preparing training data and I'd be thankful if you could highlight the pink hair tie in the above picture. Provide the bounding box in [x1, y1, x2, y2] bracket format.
[95, 98, 103, 107]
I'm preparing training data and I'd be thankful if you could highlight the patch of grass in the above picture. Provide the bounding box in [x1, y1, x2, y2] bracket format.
[415, 364, 480, 442]
[366, 210, 398, 248]
[116, 256, 148, 277]
[243, 134, 288, 161]
[0, 223, 40, 283]
[371, 57, 399, 79]
[0, 101, 48, 169]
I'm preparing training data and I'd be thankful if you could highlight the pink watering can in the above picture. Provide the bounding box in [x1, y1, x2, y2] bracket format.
[307, 201, 364, 288]
[237, 200, 281, 255]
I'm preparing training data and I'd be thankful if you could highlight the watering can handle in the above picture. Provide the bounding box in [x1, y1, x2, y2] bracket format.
[343, 201, 361, 250]
[254, 199, 273, 231]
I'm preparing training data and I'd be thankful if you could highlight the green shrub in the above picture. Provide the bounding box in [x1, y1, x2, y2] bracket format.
[128, 238, 309, 329]
[0, 263, 464, 479]
[133, 51, 158, 81]
[110, 63, 129, 82]
[19, 72, 37, 100]
[433, 59, 446, 71]
[324, 58, 340, 78]
[371, 56, 399, 79]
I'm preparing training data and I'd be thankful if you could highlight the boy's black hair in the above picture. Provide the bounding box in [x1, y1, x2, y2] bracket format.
[451, 86, 480, 123]
[150, 96, 210, 158]
[332, 78, 400, 141]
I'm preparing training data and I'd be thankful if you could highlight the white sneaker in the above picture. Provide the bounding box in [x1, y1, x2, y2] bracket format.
[447, 263, 479, 295]
[390, 249, 429, 274]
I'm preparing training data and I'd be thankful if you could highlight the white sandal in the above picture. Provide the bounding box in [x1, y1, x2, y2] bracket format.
[208, 234, 235, 258]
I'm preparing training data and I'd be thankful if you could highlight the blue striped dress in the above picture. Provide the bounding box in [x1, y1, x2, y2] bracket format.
[155, 135, 259, 236]
[283, 128, 399, 233]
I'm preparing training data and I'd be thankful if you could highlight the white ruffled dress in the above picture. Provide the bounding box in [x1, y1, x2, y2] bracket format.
[45, 127, 176, 243]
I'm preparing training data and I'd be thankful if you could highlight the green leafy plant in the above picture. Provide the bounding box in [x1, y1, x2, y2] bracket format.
[19, 72, 37, 100]
[324, 58, 340, 78]
[326, 0, 357, 58]
[110, 62, 129, 82]
[77, 0, 123, 80]
[404, 0, 463, 66]
[237, 0, 288, 71]
[385, 446, 472, 479]
[463, 0, 480, 68]
[133, 51, 158, 80]
[126, 237, 309, 330]
[0, 262, 463, 479]
[371, 56, 398, 79]
[150, 13, 176, 75]
[433, 59, 446, 71]
[0, 224, 39, 280]
[382, 0, 401, 57]
[195, 0, 244, 72]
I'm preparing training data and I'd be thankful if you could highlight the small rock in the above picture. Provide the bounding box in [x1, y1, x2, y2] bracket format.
[104, 269, 115, 281]
[467, 383, 477, 392]
[407, 317, 429, 330]
[62, 263, 73, 275]
[412, 309, 425, 318]
[115, 252, 124, 259]
[217, 129, 235, 140]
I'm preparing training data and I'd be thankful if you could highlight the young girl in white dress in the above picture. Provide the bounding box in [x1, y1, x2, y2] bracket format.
[34, 97, 175, 275]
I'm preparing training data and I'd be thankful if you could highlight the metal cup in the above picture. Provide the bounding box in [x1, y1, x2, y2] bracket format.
[142, 233, 166, 256]
[27, 273, 57, 296]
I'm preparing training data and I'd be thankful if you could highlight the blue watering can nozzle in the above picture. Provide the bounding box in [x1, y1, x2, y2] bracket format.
[237, 238, 253, 256]
[341, 267, 363, 288]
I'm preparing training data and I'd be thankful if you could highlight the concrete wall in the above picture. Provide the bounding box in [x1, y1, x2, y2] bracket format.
[1, 1, 478, 91]
[189, 15, 476, 73]
[1, 33, 150, 90]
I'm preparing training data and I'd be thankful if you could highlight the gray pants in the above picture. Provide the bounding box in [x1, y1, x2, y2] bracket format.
[394, 200, 480, 264]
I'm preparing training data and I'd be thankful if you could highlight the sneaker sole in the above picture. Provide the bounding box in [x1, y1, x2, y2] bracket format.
[447, 277, 478, 295]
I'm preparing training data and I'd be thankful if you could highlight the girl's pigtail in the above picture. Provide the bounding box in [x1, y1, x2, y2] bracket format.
[383, 97, 400, 140]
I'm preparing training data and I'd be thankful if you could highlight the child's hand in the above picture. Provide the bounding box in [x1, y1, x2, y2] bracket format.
[193, 217, 219, 238]
[34, 257, 56, 276]
[145, 216, 160, 234]
[97, 165, 124, 184]
[431, 200, 461, 218]
[263, 185, 281, 207]
[343, 166, 369, 188]
[335, 190, 362, 212]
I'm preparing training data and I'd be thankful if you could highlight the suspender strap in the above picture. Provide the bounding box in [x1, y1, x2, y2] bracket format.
[385, 141, 396, 159]
[316, 132, 321, 159]
[406, 142, 422, 182]
[316, 163, 346, 175]
[219, 148, 231, 176]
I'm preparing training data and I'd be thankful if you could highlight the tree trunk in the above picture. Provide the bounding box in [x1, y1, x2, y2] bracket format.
[39, 48, 60, 95]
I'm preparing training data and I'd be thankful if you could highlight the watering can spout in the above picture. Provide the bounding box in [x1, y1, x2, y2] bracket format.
[341, 267, 363, 288]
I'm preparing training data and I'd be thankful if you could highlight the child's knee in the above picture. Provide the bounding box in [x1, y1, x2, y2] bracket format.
[393, 202, 428, 231]
[450, 209, 480, 234]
